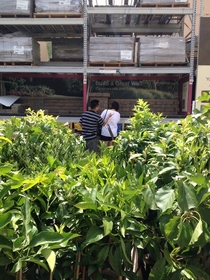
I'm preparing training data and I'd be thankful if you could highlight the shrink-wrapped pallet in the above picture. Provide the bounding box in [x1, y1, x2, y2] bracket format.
[0, 33, 40, 64]
[35, 0, 82, 13]
[0, 0, 32, 16]
[51, 38, 83, 61]
[139, 36, 186, 64]
[89, 37, 135, 63]
[141, 0, 188, 4]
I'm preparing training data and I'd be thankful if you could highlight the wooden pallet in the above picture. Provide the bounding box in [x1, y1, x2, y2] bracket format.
[88, 62, 137, 67]
[0, 14, 31, 18]
[140, 62, 188, 66]
[33, 13, 82, 18]
[50, 59, 83, 62]
[141, 2, 190, 7]
[0, 61, 37, 66]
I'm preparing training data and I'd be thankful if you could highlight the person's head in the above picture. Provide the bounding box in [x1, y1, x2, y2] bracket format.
[90, 99, 100, 111]
[111, 101, 119, 111]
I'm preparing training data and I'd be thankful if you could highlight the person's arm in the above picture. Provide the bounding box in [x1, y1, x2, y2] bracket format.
[103, 112, 113, 126]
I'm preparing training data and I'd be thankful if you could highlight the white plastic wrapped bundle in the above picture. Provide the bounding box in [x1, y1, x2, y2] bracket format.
[89, 37, 135, 63]
[51, 38, 83, 60]
[0, 33, 40, 63]
[35, 0, 82, 13]
[0, 0, 32, 15]
[139, 36, 186, 64]
[141, 0, 188, 4]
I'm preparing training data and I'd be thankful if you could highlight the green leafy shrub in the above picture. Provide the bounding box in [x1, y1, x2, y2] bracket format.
[0, 108, 85, 174]
[0, 100, 209, 280]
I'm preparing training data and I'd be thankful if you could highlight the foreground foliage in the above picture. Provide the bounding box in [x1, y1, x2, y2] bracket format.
[0, 100, 209, 280]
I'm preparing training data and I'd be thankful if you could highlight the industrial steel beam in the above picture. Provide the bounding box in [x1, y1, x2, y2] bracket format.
[87, 67, 191, 74]
[33, 33, 83, 38]
[87, 7, 193, 15]
[0, 18, 83, 25]
[91, 23, 181, 34]
[0, 66, 84, 73]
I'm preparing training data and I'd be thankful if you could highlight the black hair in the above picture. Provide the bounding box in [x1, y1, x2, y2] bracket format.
[111, 101, 119, 111]
[90, 99, 100, 109]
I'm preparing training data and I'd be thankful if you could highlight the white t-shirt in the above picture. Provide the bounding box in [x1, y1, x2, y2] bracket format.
[101, 109, 120, 137]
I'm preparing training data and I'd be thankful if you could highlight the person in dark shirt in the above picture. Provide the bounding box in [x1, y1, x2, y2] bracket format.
[79, 99, 113, 153]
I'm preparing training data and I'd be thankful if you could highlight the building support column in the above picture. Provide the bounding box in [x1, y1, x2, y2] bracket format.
[83, 0, 88, 111]
[188, 0, 197, 114]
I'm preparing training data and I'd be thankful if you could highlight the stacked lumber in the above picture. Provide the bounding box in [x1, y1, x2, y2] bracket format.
[0, 33, 40, 64]
[34, 0, 82, 13]
[89, 37, 135, 63]
[51, 38, 83, 61]
[141, 0, 188, 4]
[0, 0, 32, 16]
[138, 36, 186, 64]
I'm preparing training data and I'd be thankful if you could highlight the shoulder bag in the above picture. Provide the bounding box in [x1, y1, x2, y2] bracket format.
[97, 109, 108, 137]
[107, 124, 114, 140]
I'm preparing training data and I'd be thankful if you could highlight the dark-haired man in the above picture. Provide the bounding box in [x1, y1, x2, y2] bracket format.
[79, 99, 112, 153]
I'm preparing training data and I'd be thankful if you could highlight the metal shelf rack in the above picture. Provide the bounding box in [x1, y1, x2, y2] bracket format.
[0, 0, 197, 114]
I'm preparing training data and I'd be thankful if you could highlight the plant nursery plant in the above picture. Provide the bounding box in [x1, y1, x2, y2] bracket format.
[0, 98, 209, 280]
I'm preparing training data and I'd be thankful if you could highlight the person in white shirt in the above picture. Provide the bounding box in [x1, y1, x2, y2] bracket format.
[100, 101, 120, 146]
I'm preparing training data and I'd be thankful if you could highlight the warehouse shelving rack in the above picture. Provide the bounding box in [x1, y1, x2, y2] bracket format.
[0, 0, 197, 114]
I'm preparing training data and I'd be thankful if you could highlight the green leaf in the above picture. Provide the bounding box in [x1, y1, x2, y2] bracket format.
[13, 236, 25, 252]
[27, 258, 49, 272]
[0, 136, 12, 145]
[0, 257, 12, 266]
[61, 232, 81, 242]
[193, 219, 209, 247]
[181, 268, 196, 280]
[164, 216, 181, 242]
[159, 166, 176, 175]
[21, 176, 42, 192]
[186, 265, 210, 280]
[148, 258, 166, 280]
[0, 165, 13, 175]
[88, 265, 97, 277]
[142, 186, 158, 210]
[94, 270, 103, 280]
[163, 242, 173, 266]
[0, 184, 11, 200]
[190, 174, 206, 185]
[82, 226, 104, 249]
[189, 219, 203, 245]
[74, 202, 97, 210]
[109, 246, 122, 276]
[97, 245, 110, 266]
[56, 202, 67, 224]
[177, 182, 197, 211]
[0, 212, 13, 229]
[176, 221, 193, 248]
[103, 217, 113, 236]
[29, 232, 64, 248]
[47, 155, 56, 168]
[41, 248, 56, 272]
[120, 237, 132, 264]
[124, 271, 141, 280]
[155, 187, 175, 213]
[10, 259, 22, 274]
[22, 196, 31, 244]
[10, 172, 25, 189]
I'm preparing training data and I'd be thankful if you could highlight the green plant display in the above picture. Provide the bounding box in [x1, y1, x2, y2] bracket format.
[0, 99, 209, 280]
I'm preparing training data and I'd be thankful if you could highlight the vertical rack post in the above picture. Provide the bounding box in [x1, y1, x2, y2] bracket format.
[187, 0, 197, 114]
[200, 0, 204, 17]
[83, 0, 88, 111]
